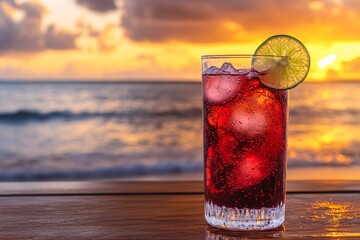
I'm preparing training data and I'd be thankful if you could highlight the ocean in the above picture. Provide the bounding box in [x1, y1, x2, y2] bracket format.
[0, 82, 359, 180]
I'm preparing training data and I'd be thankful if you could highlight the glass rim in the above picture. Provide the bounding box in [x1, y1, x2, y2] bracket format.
[201, 54, 285, 59]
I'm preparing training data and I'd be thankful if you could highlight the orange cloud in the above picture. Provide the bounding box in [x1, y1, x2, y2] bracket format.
[1, 0, 360, 81]
[323, 57, 360, 81]
[120, 0, 360, 43]
[343, 57, 360, 73]
[97, 23, 122, 51]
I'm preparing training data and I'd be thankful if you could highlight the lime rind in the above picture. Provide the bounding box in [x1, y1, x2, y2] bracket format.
[252, 34, 310, 90]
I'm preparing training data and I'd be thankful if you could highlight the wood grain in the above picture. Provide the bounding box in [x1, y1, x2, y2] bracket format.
[0, 180, 359, 196]
[0, 193, 359, 239]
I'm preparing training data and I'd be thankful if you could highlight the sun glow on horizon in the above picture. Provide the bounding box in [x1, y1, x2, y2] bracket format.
[318, 54, 337, 69]
[0, 0, 360, 82]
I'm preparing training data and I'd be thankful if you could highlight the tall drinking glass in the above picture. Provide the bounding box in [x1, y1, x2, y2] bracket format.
[202, 55, 288, 231]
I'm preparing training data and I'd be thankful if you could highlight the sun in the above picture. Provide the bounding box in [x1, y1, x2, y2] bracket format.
[318, 54, 337, 69]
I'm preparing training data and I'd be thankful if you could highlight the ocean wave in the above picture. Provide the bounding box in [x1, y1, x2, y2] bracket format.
[0, 150, 358, 180]
[290, 106, 360, 118]
[0, 108, 202, 123]
[2, 105, 359, 124]
[0, 157, 358, 181]
[287, 149, 359, 168]
[0, 161, 203, 181]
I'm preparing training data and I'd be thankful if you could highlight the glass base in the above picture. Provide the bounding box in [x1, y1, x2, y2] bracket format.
[205, 201, 285, 231]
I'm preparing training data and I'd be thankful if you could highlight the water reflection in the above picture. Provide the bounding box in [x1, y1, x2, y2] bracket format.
[0, 82, 359, 180]
[204, 225, 285, 239]
[309, 200, 360, 237]
[310, 201, 359, 226]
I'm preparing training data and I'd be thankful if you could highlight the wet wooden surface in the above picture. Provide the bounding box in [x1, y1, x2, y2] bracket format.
[0, 180, 359, 195]
[0, 180, 359, 239]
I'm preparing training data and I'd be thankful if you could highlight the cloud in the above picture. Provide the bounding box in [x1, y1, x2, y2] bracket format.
[0, 0, 77, 52]
[97, 23, 121, 51]
[325, 69, 340, 81]
[343, 57, 360, 73]
[324, 57, 360, 81]
[120, 0, 360, 43]
[45, 25, 78, 50]
[76, 0, 117, 13]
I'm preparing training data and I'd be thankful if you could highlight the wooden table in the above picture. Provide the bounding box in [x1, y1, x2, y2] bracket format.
[0, 180, 359, 239]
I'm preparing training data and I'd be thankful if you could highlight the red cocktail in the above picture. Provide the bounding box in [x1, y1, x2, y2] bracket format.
[202, 56, 287, 230]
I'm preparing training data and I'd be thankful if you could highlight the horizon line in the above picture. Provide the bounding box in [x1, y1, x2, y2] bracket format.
[0, 79, 359, 84]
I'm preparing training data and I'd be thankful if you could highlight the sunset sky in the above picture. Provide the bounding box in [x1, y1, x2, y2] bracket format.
[1, 0, 360, 81]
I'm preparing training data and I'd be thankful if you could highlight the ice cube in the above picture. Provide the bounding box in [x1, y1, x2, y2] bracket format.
[205, 145, 223, 194]
[228, 88, 277, 136]
[219, 62, 239, 75]
[238, 69, 250, 75]
[206, 105, 220, 126]
[246, 70, 260, 80]
[229, 152, 270, 189]
[230, 106, 267, 137]
[203, 75, 245, 104]
[203, 66, 220, 75]
[218, 128, 239, 165]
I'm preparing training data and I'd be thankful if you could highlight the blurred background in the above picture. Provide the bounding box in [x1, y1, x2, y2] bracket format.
[0, 0, 359, 181]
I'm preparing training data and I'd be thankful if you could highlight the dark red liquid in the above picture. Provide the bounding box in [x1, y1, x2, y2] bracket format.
[203, 72, 287, 209]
